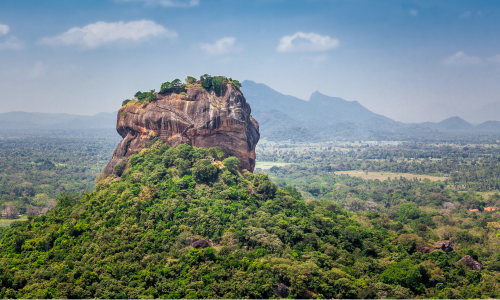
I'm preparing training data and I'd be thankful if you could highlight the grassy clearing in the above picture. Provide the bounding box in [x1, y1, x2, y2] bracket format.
[333, 170, 445, 182]
[0, 218, 28, 226]
[255, 161, 293, 170]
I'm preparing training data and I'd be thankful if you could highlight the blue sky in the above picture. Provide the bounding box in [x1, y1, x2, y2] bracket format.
[1, 0, 500, 122]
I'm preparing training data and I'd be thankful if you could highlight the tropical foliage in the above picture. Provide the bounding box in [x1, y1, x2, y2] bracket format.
[0, 141, 499, 299]
[134, 90, 156, 103]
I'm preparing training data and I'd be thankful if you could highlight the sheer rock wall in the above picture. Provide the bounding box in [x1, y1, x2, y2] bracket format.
[103, 84, 260, 176]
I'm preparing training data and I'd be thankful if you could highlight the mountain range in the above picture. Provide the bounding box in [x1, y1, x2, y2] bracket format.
[0, 111, 116, 130]
[241, 80, 500, 141]
[1, 81, 499, 140]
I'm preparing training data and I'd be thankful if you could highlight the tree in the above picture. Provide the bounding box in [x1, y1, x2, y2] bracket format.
[2, 203, 19, 219]
[192, 159, 219, 183]
[136, 90, 156, 102]
[160, 82, 172, 93]
[380, 260, 423, 292]
[27, 206, 40, 217]
[397, 203, 421, 223]
[185, 76, 197, 84]
[160, 79, 185, 94]
[223, 156, 240, 173]
[114, 162, 126, 177]
[231, 79, 242, 90]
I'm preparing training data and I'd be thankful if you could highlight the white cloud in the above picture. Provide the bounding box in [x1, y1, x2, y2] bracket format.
[0, 23, 9, 35]
[115, 0, 199, 7]
[409, 9, 418, 16]
[443, 51, 481, 66]
[39, 20, 177, 48]
[0, 36, 24, 50]
[200, 37, 241, 55]
[277, 32, 339, 52]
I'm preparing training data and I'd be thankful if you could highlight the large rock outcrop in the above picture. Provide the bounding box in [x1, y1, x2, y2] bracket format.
[103, 83, 260, 176]
[457, 255, 483, 271]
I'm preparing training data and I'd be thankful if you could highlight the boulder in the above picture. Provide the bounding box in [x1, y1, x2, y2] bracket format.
[189, 238, 210, 249]
[274, 283, 290, 298]
[432, 240, 453, 253]
[104, 83, 260, 176]
[458, 255, 483, 271]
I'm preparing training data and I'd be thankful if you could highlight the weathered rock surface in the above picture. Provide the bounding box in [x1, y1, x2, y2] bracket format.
[103, 83, 260, 176]
[433, 240, 453, 253]
[189, 238, 211, 249]
[458, 255, 483, 271]
[417, 240, 454, 254]
[274, 283, 290, 298]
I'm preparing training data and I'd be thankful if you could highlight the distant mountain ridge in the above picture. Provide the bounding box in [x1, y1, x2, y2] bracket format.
[418, 116, 500, 133]
[419, 116, 475, 132]
[3, 82, 500, 140]
[0, 111, 116, 130]
[242, 80, 393, 126]
[241, 80, 500, 141]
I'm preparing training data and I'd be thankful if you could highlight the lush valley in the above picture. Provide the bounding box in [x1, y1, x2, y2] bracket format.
[0, 138, 499, 298]
[0, 130, 120, 220]
[1, 77, 500, 299]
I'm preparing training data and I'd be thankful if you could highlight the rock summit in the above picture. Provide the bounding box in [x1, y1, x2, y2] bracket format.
[104, 80, 260, 176]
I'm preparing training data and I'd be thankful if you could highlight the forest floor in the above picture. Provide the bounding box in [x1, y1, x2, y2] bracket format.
[333, 170, 445, 182]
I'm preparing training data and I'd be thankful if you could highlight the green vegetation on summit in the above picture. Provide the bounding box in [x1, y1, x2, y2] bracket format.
[125, 75, 243, 107]
[0, 140, 499, 299]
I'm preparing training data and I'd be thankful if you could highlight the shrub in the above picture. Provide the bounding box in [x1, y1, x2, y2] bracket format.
[192, 159, 219, 183]
[380, 259, 423, 292]
[397, 203, 421, 223]
[135, 90, 156, 103]
[200, 74, 229, 92]
[223, 156, 240, 173]
[160, 79, 186, 94]
[113, 162, 126, 177]
[231, 79, 242, 90]
[145, 137, 161, 149]
[185, 76, 197, 84]
[121, 99, 131, 106]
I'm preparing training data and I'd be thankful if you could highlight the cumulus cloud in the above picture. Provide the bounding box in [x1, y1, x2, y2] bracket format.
[0, 36, 24, 50]
[115, 0, 199, 7]
[409, 9, 418, 16]
[0, 23, 9, 35]
[277, 32, 339, 52]
[200, 37, 241, 55]
[39, 20, 177, 48]
[442, 51, 481, 66]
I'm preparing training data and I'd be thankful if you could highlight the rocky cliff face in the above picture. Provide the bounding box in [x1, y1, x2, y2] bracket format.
[103, 83, 260, 176]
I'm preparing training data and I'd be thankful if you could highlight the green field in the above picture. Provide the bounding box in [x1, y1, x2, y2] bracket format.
[0, 218, 27, 227]
[255, 161, 293, 170]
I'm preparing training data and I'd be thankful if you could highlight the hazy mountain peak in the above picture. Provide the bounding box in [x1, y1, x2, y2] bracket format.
[439, 116, 472, 126]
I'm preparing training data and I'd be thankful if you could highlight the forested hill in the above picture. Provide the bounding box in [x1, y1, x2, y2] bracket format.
[0, 141, 495, 299]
